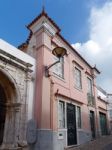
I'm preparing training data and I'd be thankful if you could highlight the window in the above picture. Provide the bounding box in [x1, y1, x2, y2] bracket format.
[74, 67, 82, 89]
[58, 101, 65, 128]
[53, 57, 64, 78]
[87, 78, 94, 105]
[87, 78, 93, 95]
[77, 106, 81, 128]
[110, 110, 112, 118]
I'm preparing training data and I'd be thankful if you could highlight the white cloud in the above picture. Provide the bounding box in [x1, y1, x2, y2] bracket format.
[72, 1, 112, 93]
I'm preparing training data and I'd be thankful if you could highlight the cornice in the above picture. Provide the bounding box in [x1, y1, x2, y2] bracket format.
[0, 49, 33, 72]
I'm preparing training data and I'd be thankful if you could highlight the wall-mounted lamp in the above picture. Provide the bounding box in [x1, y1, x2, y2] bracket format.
[45, 47, 67, 77]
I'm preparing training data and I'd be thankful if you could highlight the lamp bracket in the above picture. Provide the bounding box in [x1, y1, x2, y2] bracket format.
[45, 58, 60, 77]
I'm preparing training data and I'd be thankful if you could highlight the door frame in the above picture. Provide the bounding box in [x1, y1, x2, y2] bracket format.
[99, 112, 107, 135]
[90, 110, 96, 139]
[58, 99, 80, 146]
[67, 103, 77, 146]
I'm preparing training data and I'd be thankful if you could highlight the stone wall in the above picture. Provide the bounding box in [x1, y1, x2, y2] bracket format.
[0, 47, 34, 150]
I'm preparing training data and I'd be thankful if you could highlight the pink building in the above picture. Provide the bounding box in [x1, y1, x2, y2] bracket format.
[19, 10, 108, 150]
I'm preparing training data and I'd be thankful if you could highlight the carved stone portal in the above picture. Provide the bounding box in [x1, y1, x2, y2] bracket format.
[0, 70, 28, 150]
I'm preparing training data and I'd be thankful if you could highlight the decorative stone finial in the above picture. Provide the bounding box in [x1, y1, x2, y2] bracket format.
[42, 0, 45, 14]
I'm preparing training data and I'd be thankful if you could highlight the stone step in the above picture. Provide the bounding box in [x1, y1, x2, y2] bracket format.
[0, 148, 22, 150]
[0, 146, 28, 150]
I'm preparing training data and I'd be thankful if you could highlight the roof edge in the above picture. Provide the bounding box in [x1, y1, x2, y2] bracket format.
[57, 32, 100, 72]
[19, 11, 100, 72]
[27, 9, 61, 32]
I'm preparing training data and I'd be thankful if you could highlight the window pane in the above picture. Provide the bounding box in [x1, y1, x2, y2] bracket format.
[77, 106, 81, 128]
[75, 68, 82, 89]
[53, 57, 64, 78]
[87, 78, 92, 95]
[58, 101, 65, 128]
[110, 110, 112, 118]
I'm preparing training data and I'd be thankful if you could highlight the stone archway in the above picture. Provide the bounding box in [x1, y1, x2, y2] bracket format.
[0, 84, 6, 145]
[0, 70, 21, 149]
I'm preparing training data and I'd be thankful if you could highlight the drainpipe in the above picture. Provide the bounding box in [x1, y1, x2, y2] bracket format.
[49, 76, 54, 129]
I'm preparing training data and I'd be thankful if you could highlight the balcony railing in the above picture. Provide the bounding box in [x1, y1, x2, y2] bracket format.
[87, 93, 95, 106]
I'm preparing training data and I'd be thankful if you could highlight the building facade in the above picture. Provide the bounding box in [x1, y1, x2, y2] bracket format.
[19, 10, 108, 150]
[0, 10, 109, 150]
[97, 87, 112, 134]
[97, 86, 109, 136]
[107, 94, 112, 134]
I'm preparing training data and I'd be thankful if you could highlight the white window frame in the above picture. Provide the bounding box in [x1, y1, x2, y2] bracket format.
[58, 100, 82, 129]
[76, 106, 81, 129]
[74, 67, 82, 89]
[109, 110, 112, 118]
[58, 100, 66, 129]
[87, 77, 93, 95]
[53, 57, 64, 78]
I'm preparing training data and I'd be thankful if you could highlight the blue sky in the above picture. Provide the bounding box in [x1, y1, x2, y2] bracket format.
[0, 0, 94, 46]
[1, 0, 112, 92]
[0, 0, 106, 45]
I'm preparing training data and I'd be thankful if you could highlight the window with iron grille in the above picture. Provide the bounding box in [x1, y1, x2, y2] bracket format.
[74, 67, 82, 89]
[53, 57, 64, 78]
[110, 110, 112, 118]
[87, 77, 93, 95]
[87, 78, 95, 105]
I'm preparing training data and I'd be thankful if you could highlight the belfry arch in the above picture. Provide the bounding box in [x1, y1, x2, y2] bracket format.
[0, 69, 21, 149]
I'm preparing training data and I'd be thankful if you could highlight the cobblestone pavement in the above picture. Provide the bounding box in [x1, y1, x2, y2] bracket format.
[65, 135, 112, 150]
